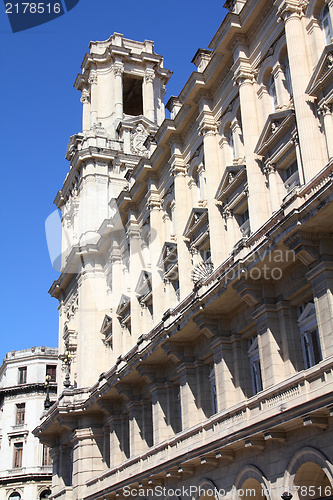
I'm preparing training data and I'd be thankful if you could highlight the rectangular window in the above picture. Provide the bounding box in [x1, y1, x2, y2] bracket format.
[46, 365, 57, 383]
[18, 367, 27, 385]
[248, 336, 263, 395]
[13, 442, 23, 468]
[42, 444, 52, 466]
[123, 75, 143, 116]
[16, 403, 25, 426]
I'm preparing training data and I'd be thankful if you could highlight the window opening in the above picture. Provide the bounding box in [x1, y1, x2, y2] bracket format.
[123, 76, 143, 116]
[16, 403, 25, 426]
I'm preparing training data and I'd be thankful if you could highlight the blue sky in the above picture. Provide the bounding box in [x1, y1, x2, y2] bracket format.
[0, 0, 227, 360]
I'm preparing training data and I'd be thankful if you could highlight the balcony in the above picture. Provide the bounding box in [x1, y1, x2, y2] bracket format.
[84, 357, 333, 499]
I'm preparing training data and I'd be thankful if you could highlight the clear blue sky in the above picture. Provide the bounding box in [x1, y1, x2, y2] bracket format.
[0, 0, 227, 360]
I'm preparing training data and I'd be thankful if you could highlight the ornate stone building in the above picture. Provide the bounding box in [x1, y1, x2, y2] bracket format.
[35, 1, 333, 500]
[0, 347, 58, 500]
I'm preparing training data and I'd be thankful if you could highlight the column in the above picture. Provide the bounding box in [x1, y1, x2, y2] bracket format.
[177, 362, 204, 428]
[144, 68, 155, 123]
[219, 136, 232, 169]
[148, 177, 165, 324]
[127, 211, 143, 342]
[170, 141, 193, 299]
[211, 337, 239, 411]
[200, 110, 228, 266]
[71, 427, 104, 499]
[128, 399, 147, 456]
[77, 263, 108, 387]
[223, 208, 238, 252]
[235, 66, 270, 231]
[272, 63, 291, 109]
[329, 0, 333, 42]
[112, 60, 124, 121]
[110, 245, 123, 361]
[253, 303, 286, 388]
[80, 88, 90, 132]
[306, 261, 333, 359]
[150, 383, 174, 444]
[231, 118, 244, 163]
[50, 447, 61, 493]
[318, 102, 333, 159]
[277, 0, 325, 181]
[108, 410, 129, 466]
[89, 72, 98, 125]
[264, 162, 281, 212]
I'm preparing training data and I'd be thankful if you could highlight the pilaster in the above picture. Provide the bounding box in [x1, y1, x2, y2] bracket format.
[126, 211, 143, 342]
[306, 260, 333, 358]
[147, 176, 165, 324]
[318, 102, 333, 159]
[112, 60, 124, 121]
[199, 106, 228, 266]
[233, 58, 270, 231]
[275, 0, 325, 181]
[170, 140, 193, 299]
[253, 302, 287, 388]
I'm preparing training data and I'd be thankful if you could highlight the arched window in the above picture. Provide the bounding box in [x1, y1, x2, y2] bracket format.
[322, 4, 332, 45]
[40, 490, 51, 499]
[297, 302, 322, 369]
[268, 74, 278, 111]
[224, 123, 234, 163]
[193, 166, 201, 202]
[284, 55, 292, 96]
[9, 493, 21, 500]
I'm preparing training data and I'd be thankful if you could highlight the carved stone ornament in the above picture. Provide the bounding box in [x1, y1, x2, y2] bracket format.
[130, 124, 149, 156]
[191, 261, 214, 285]
[80, 89, 90, 104]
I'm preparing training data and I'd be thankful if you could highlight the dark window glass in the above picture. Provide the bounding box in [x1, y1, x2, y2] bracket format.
[46, 365, 57, 382]
[18, 367, 27, 384]
[16, 403, 25, 425]
[13, 442, 23, 468]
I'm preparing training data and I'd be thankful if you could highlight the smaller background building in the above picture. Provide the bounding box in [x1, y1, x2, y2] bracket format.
[0, 346, 58, 500]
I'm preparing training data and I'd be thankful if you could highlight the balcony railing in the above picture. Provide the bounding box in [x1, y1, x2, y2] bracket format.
[82, 357, 333, 499]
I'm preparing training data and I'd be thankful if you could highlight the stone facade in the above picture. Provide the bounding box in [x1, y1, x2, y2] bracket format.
[34, 2, 333, 500]
[0, 347, 58, 500]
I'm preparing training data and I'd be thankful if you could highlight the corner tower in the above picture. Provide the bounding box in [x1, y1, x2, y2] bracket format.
[50, 34, 171, 389]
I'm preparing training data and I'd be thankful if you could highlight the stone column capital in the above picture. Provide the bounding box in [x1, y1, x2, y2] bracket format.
[88, 72, 97, 85]
[233, 67, 257, 87]
[275, 0, 309, 22]
[126, 223, 141, 239]
[145, 69, 155, 84]
[264, 162, 276, 175]
[199, 121, 218, 137]
[171, 162, 188, 176]
[318, 102, 332, 116]
[80, 88, 90, 104]
[222, 207, 233, 220]
[112, 62, 124, 77]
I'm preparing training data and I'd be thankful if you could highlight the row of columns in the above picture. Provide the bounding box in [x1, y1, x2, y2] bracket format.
[52, 255, 333, 493]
